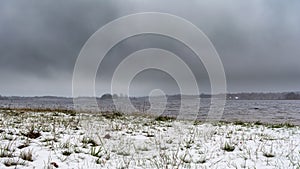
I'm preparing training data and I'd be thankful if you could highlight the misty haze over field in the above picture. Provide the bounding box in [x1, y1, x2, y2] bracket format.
[0, 0, 300, 96]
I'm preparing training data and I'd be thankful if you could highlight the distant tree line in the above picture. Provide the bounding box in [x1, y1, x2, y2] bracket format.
[0, 95, 6, 100]
[1, 92, 300, 100]
[207, 92, 300, 100]
[101, 92, 300, 100]
[285, 92, 300, 100]
[100, 93, 118, 100]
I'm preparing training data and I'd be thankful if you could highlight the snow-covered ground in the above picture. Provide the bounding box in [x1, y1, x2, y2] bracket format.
[0, 109, 299, 169]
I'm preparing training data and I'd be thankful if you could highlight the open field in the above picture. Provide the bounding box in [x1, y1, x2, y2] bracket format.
[0, 109, 299, 169]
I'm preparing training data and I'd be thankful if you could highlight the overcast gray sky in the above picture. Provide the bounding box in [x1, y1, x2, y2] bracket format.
[0, 0, 300, 96]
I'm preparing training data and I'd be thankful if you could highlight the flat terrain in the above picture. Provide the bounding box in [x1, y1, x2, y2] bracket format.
[0, 109, 299, 169]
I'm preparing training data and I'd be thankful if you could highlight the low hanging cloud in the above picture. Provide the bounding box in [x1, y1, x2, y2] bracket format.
[0, 0, 300, 96]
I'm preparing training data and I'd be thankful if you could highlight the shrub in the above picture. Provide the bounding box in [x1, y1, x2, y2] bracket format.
[20, 149, 34, 161]
[22, 125, 41, 139]
[222, 142, 235, 152]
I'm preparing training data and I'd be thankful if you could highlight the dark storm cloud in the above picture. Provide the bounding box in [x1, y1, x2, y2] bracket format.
[0, 0, 120, 96]
[0, 0, 300, 96]
[0, 0, 117, 77]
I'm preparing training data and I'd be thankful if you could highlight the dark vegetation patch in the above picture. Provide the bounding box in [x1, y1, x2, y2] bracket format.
[22, 126, 41, 139]
[82, 137, 99, 147]
[222, 142, 235, 152]
[17, 144, 29, 149]
[3, 159, 25, 167]
[20, 150, 34, 161]
[62, 150, 72, 156]
[0, 107, 76, 115]
[101, 111, 124, 119]
[154, 116, 175, 122]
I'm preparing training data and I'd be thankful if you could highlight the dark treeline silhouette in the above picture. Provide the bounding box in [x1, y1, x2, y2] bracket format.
[212, 92, 300, 100]
[0, 92, 300, 100]
[100, 93, 118, 100]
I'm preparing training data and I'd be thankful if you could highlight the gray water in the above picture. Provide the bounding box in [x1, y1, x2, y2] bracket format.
[0, 97, 299, 125]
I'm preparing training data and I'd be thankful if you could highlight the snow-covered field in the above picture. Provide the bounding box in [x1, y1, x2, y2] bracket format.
[0, 109, 299, 169]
